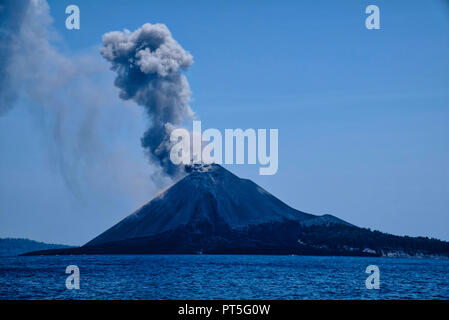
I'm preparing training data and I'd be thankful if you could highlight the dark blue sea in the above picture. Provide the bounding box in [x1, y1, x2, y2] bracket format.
[0, 255, 448, 300]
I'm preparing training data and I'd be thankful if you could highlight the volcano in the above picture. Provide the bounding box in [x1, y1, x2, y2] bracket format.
[87, 163, 349, 246]
[23, 164, 449, 256]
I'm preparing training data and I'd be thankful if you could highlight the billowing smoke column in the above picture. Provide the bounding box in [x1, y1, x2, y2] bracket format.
[101, 23, 194, 177]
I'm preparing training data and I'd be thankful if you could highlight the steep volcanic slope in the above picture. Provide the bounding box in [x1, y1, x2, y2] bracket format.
[86, 164, 345, 246]
[22, 164, 449, 256]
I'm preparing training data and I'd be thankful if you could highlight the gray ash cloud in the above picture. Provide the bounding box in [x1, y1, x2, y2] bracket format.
[101, 23, 194, 177]
[0, 0, 30, 115]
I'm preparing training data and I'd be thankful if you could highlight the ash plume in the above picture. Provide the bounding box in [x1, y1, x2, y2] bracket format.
[101, 23, 194, 177]
[0, 0, 98, 194]
[0, 0, 156, 198]
[0, 0, 30, 115]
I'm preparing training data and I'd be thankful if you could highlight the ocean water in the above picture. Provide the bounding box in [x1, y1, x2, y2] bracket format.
[0, 255, 448, 300]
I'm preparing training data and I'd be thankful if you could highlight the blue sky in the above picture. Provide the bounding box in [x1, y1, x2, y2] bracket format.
[1, 0, 448, 244]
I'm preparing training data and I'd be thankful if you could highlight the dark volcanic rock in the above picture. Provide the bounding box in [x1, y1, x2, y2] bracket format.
[22, 164, 449, 257]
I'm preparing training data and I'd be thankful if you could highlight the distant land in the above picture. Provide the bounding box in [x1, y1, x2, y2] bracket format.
[0, 238, 73, 257]
[20, 164, 449, 258]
